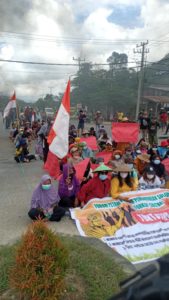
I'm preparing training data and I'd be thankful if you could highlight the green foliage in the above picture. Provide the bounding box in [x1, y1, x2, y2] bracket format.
[10, 220, 68, 300]
[62, 237, 126, 300]
[0, 235, 127, 300]
[0, 245, 16, 294]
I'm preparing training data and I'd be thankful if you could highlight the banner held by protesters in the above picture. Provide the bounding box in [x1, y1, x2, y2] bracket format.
[71, 188, 169, 264]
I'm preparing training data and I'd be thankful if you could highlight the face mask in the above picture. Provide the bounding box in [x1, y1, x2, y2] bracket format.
[147, 174, 154, 179]
[99, 174, 107, 181]
[136, 150, 141, 154]
[153, 159, 160, 165]
[83, 146, 87, 150]
[152, 148, 157, 151]
[42, 184, 51, 190]
[128, 164, 133, 169]
[115, 154, 120, 160]
[120, 173, 128, 179]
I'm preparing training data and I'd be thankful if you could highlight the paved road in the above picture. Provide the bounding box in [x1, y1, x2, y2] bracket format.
[0, 117, 79, 245]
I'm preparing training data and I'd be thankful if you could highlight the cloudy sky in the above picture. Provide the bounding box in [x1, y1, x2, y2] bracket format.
[0, 0, 169, 102]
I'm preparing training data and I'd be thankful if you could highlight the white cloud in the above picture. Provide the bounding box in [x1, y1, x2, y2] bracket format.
[0, 0, 169, 101]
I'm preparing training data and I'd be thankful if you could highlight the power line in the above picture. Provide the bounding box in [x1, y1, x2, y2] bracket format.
[0, 58, 139, 66]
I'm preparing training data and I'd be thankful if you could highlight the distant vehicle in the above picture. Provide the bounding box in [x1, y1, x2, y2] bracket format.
[44, 107, 54, 119]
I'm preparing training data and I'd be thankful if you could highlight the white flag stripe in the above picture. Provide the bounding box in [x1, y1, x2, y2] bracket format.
[3, 100, 16, 118]
[49, 104, 69, 159]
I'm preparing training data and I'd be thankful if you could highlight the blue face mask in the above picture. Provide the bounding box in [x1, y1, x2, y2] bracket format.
[99, 174, 107, 181]
[153, 159, 160, 165]
[42, 184, 51, 190]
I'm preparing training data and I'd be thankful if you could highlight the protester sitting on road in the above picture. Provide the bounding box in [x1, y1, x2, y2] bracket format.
[98, 131, 110, 150]
[110, 164, 138, 199]
[123, 146, 134, 161]
[14, 127, 24, 147]
[139, 166, 162, 190]
[69, 135, 75, 146]
[69, 124, 77, 138]
[78, 163, 112, 208]
[134, 153, 150, 177]
[158, 140, 169, 159]
[14, 138, 36, 163]
[58, 163, 80, 208]
[104, 140, 113, 152]
[68, 146, 83, 165]
[28, 174, 65, 221]
[81, 130, 89, 138]
[109, 150, 124, 169]
[150, 155, 167, 185]
[147, 144, 159, 160]
[89, 127, 96, 137]
[79, 142, 94, 159]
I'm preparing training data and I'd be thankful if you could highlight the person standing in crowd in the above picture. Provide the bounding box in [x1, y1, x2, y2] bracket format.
[160, 108, 168, 132]
[148, 116, 160, 146]
[77, 109, 86, 136]
[28, 174, 65, 221]
[139, 111, 149, 141]
[139, 166, 162, 190]
[110, 164, 138, 199]
[58, 163, 80, 208]
[94, 111, 103, 137]
[37, 120, 51, 162]
[78, 164, 112, 207]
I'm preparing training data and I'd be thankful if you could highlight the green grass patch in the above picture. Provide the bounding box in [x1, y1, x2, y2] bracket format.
[125, 245, 169, 263]
[0, 236, 127, 300]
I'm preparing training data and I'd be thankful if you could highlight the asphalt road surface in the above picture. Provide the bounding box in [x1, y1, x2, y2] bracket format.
[0, 117, 79, 245]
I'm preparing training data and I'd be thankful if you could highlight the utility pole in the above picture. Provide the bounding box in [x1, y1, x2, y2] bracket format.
[134, 41, 149, 120]
[72, 56, 85, 71]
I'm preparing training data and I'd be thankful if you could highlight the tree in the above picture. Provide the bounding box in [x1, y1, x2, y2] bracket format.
[107, 51, 128, 71]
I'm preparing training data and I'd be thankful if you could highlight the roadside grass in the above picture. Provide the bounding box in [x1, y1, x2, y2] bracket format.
[125, 245, 169, 263]
[0, 235, 127, 300]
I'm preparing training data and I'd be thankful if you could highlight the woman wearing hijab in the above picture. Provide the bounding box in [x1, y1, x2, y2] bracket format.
[28, 174, 65, 221]
[58, 163, 80, 208]
[110, 164, 138, 199]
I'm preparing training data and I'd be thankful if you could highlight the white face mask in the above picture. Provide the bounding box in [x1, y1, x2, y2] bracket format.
[152, 148, 157, 151]
[153, 159, 160, 165]
[115, 154, 121, 160]
[128, 164, 133, 169]
[120, 173, 128, 179]
[147, 174, 154, 179]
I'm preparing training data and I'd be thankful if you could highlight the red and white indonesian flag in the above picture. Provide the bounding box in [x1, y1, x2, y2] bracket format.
[3, 91, 16, 118]
[48, 80, 70, 159]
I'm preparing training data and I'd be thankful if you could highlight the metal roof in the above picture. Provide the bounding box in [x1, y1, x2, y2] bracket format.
[143, 95, 169, 103]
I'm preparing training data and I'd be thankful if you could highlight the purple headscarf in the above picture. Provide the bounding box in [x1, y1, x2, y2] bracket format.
[31, 174, 60, 210]
[58, 163, 80, 198]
